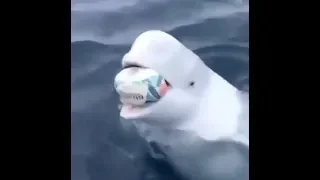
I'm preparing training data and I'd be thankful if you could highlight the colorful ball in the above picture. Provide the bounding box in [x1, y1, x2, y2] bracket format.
[114, 67, 169, 107]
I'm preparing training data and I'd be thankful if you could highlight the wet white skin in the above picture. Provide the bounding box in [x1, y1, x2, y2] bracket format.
[115, 30, 249, 180]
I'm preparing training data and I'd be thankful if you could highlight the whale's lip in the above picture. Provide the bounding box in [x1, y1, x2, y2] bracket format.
[123, 61, 146, 69]
[119, 96, 166, 119]
[119, 103, 150, 119]
[118, 62, 171, 119]
[123, 61, 172, 87]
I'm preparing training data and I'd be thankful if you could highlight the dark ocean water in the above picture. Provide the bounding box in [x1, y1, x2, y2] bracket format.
[71, 0, 248, 180]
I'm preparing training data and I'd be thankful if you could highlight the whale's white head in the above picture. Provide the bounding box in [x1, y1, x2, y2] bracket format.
[115, 30, 247, 143]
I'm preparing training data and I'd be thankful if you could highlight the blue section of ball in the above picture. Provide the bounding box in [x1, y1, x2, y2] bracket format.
[143, 75, 164, 103]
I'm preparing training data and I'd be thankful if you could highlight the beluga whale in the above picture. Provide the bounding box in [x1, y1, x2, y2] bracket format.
[114, 30, 249, 180]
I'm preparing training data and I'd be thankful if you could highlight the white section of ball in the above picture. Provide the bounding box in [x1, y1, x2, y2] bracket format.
[116, 82, 148, 106]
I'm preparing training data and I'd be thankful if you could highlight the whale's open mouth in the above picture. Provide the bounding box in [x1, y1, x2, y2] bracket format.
[116, 62, 171, 119]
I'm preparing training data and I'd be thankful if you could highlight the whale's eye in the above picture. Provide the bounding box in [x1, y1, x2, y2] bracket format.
[189, 81, 195, 87]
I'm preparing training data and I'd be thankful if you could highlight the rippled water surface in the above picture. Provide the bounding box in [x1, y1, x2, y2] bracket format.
[71, 0, 248, 180]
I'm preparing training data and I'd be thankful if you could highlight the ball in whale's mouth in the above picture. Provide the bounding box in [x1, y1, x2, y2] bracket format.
[114, 64, 171, 117]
